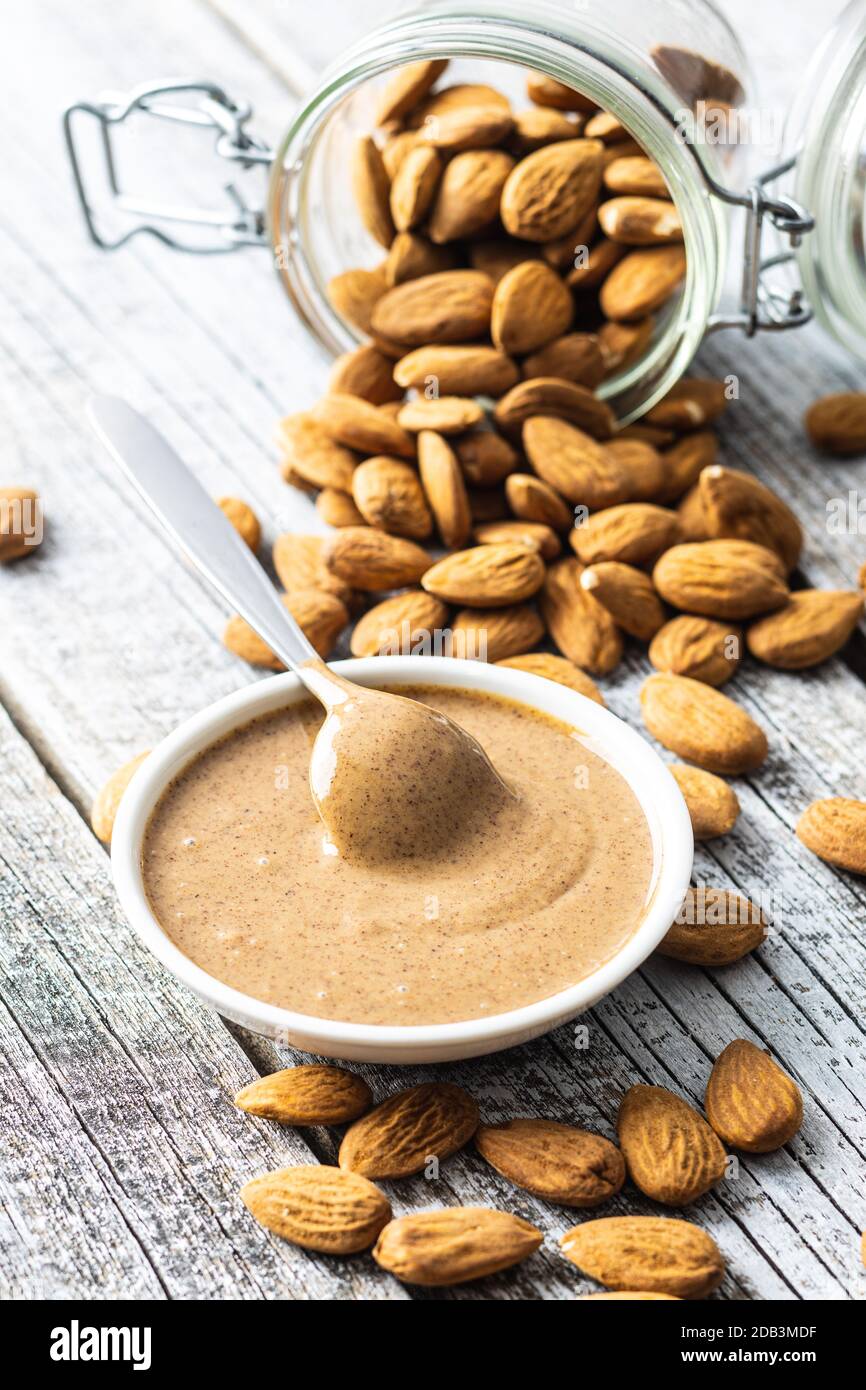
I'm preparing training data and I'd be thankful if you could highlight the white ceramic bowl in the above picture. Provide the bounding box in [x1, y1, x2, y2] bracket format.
[111, 657, 693, 1063]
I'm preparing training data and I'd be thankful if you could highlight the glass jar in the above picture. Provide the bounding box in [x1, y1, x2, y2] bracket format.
[64, 0, 866, 423]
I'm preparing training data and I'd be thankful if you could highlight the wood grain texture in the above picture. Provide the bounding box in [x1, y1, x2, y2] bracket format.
[0, 0, 864, 1301]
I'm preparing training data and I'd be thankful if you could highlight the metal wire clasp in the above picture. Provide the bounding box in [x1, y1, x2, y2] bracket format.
[706, 155, 815, 335]
[63, 80, 274, 254]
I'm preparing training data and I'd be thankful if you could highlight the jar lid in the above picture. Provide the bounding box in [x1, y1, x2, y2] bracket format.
[785, 0, 866, 361]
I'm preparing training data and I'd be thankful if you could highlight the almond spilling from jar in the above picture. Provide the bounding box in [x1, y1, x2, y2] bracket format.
[314, 393, 415, 459]
[640, 673, 768, 775]
[421, 542, 545, 607]
[705, 1040, 803, 1153]
[495, 376, 615, 440]
[657, 887, 766, 966]
[373, 1208, 542, 1286]
[476, 1118, 625, 1207]
[339, 1082, 479, 1180]
[278, 413, 358, 493]
[571, 503, 679, 567]
[371, 269, 495, 346]
[523, 416, 629, 509]
[646, 378, 728, 430]
[393, 344, 519, 398]
[240, 1164, 391, 1254]
[580, 562, 666, 641]
[617, 1085, 727, 1207]
[540, 556, 623, 675]
[653, 540, 789, 620]
[235, 1065, 372, 1126]
[698, 465, 802, 570]
[560, 1215, 725, 1299]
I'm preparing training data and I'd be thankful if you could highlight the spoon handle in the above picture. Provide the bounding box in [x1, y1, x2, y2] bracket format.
[87, 395, 319, 672]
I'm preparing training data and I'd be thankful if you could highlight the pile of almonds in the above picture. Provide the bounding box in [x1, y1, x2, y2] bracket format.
[233, 1043, 803, 1296]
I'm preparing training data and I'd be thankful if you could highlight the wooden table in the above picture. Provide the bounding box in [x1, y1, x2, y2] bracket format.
[2, 0, 864, 1301]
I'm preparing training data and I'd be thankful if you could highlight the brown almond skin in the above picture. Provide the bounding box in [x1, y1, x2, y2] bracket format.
[328, 344, 403, 405]
[350, 590, 449, 657]
[371, 270, 494, 347]
[617, 1085, 727, 1207]
[606, 438, 665, 502]
[572, 503, 678, 567]
[598, 317, 654, 374]
[805, 391, 866, 455]
[316, 488, 366, 528]
[649, 615, 742, 687]
[526, 72, 597, 113]
[217, 496, 261, 551]
[501, 139, 604, 243]
[240, 1165, 391, 1254]
[522, 332, 606, 388]
[313, 394, 415, 460]
[598, 196, 683, 246]
[496, 652, 605, 704]
[451, 604, 544, 663]
[640, 673, 768, 775]
[235, 1065, 372, 1126]
[422, 543, 545, 607]
[385, 231, 460, 286]
[699, 465, 802, 571]
[476, 1118, 625, 1207]
[705, 1040, 803, 1154]
[91, 752, 151, 844]
[669, 766, 741, 841]
[351, 136, 395, 248]
[600, 245, 687, 320]
[492, 261, 573, 356]
[278, 412, 358, 493]
[747, 590, 864, 670]
[657, 432, 718, 504]
[417, 430, 472, 549]
[506, 473, 574, 532]
[0, 487, 42, 563]
[604, 156, 669, 198]
[473, 519, 561, 560]
[398, 396, 483, 435]
[327, 264, 389, 336]
[647, 379, 728, 430]
[224, 590, 349, 667]
[495, 376, 615, 440]
[325, 528, 432, 591]
[580, 562, 666, 641]
[657, 887, 766, 966]
[560, 1216, 725, 1299]
[457, 430, 521, 487]
[351, 456, 433, 539]
[541, 556, 623, 675]
[272, 534, 354, 607]
[422, 105, 514, 153]
[428, 148, 515, 243]
[797, 798, 866, 874]
[394, 345, 519, 398]
[339, 1082, 479, 1180]
[375, 59, 449, 126]
[389, 144, 442, 232]
[523, 416, 629, 509]
[653, 540, 789, 621]
[373, 1208, 542, 1286]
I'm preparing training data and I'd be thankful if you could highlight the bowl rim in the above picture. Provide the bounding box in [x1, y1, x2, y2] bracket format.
[111, 656, 693, 1052]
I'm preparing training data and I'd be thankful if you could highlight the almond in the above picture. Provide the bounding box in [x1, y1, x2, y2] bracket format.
[382, 129, 422, 180]
[351, 456, 433, 539]
[571, 503, 678, 567]
[647, 378, 728, 430]
[409, 83, 512, 128]
[796, 798, 866, 874]
[653, 540, 789, 620]
[0, 486, 41, 563]
[657, 887, 766, 965]
[526, 72, 597, 113]
[476, 1118, 625, 1207]
[567, 237, 626, 292]
[491, 261, 574, 356]
[351, 136, 395, 247]
[451, 604, 544, 662]
[224, 590, 349, 665]
[421, 104, 514, 153]
[540, 556, 623, 674]
[217, 496, 260, 551]
[501, 139, 604, 242]
[350, 589, 449, 657]
[473, 519, 561, 560]
[494, 376, 615, 440]
[91, 752, 150, 844]
[339, 1082, 479, 1179]
[469, 237, 541, 283]
[417, 430, 472, 548]
[390, 144, 442, 232]
[699, 465, 802, 570]
[618, 422, 675, 447]
[598, 196, 683, 246]
[747, 590, 864, 669]
[375, 59, 449, 126]
[373, 1208, 542, 1285]
[314, 393, 415, 459]
[512, 106, 581, 152]
[422, 542, 545, 606]
[240, 1164, 391, 1254]
[580, 562, 666, 641]
[669, 767, 741, 842]
[523, 416, 629, 508]
[277, 412, 358, 492]
[468, 484, 510, 522]
[640, 673, 768, 774]
[542, 202, 598, 270]
[328, 344, 402, 405]
[600, 245, 687, 320]
[496, 652, 605, 704]
[581, 1291, 681, 1301]
[584, 109, 629, 143]
[805, 391, 866, 455]
[235, 1065, 372, 1126]
[618, 1085, 727, 1206]
[604, 156, 669, 198]
[605, 438, 664, 502]
[394, 345, 519, 398]
[457, 430, 521, 486]
[522, 332, 606, 388]
[325, 527, 432, 591]
[598, 317, 654, 373]
[506, 473, 574, 531]
[385, 231, 459, 285]
[649, 614, 741, 686]
[428, 148, 515, 242]
[397, 396, 484, 434]
[560, 1215, 725, 1298]
[657, 432, 718, 503]
[327, 264, 388, 336]
[272, 533, 354, 606]
[706, 1040, 803, 1153]
[371, 270, 494, 346]
[316, 488, 366, 528]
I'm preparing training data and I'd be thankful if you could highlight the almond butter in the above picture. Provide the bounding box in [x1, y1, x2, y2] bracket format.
[699, 465, 802, 570]
[476, 1118, 625, 1207]
[389, 144, 442, 231]
[618, 1085, 727, 1206]
[91, 752, 150, 844]
[375, 59, 449, 126]
[522, 332, 606, 388]
[501, 139, 604, 242]
[316, 488, 366, 528]
[417, 430, 472, 548]
[648, 614, 741, 686]
[325, 527, 432, 591]
[705, 1040, 803, 1153]
[394, 345, 519, 398]
[657, 887, 766, 965]
[495, 376, 615, 440]
[640, 673, 768, 774]
[339, 1082, 479, 1179]
[796, 798, 866, 874]
[805, 391, 866, 455]
[600, 245, 687, 320]
[492, 261, 574, 356]
[235, 1065, 372, 1126]
[496, 652, 605, 704]
[328, 344, 402, 405]
[351, 456, 433, 539]
[604, 156, 669, 198]
[571, 503, 678, 567]
[422, 542, 545, 606]
[428, 148, 514, 242]
[560, 1215, 725, 1298]
[397, 396, 484, 434]
[371, 270, 494, 347]
[313, 393, 415, 460]
[599, 196, 683, 246]
[217, 496, 261, 551]
[451, 604, 544, 662]
[523, 416, 629, 508]
[350, 589, 449, 657]
[373, 1207, 542, 1285]
[351, 136, 395, 248]
[580, 562, 666, 640]
[506, 473, 574, 531]
[653, 540, 789, 620]
[747, 590, 864, 669]
[473, 519, 561, 560]
[647, 378, 728, 430]
[240, 1164, 391, 1254]
[277, 412, 358, 492]
[669, 767, 741, 842]
[540, 556, 623, 674]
